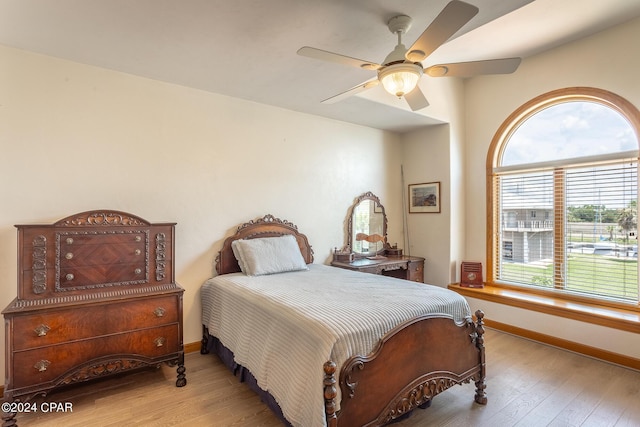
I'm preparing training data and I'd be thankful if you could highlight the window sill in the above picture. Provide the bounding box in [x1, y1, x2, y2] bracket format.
[448, 283, 640, 334]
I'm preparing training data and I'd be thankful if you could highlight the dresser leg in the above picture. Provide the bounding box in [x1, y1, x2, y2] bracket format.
[175, 353, 187, 387]
[1, 398, 17, 427]
[1, 413, 17, 427]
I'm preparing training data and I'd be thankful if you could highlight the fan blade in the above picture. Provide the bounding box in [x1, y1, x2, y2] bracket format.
[404, 86, 429, 111]
[406, 1, 479, 62]
[425, 58, 521, 78]
[321, 79, 379, 104]
[297, 46, 381, 70]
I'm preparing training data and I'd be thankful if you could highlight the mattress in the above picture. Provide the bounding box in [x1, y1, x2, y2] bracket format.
[201, 264, 472, 427]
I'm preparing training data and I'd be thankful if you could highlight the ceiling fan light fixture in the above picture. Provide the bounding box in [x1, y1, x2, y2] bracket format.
[378, 63, 423, 98]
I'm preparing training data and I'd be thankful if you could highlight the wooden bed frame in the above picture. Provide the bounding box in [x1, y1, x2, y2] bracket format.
[204, 214, 487, 427]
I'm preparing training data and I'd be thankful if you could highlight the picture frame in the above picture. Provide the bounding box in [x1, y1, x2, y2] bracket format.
[408, 182, 441, 213]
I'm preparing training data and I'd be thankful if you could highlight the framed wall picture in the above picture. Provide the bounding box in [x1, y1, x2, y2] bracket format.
[408, 182, 441, 213]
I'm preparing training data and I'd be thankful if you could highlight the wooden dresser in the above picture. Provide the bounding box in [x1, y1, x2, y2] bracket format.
[331, 255, 425, 283]
[2, 210, 185, 426]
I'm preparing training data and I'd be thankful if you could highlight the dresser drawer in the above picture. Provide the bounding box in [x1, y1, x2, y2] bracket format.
[407, 260, 424, 283]
[59, 242, 146, 268]
[12, 295, 179, 351]
[58, 262, 148, 288]
[11, 324, 180, 389]
[59, 231, 147, 247]
[58, 232, 147, 287]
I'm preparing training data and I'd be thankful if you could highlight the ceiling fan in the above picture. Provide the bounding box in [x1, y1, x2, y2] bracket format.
[297, 0, 521, 111]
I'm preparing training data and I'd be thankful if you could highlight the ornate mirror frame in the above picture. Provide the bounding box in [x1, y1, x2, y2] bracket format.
[346, 192, 388, 258]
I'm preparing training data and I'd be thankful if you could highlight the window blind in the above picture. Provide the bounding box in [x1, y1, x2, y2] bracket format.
[493, 159, 639, 303]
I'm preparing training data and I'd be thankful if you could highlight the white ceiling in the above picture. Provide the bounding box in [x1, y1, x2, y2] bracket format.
[2, 0, 640, 133]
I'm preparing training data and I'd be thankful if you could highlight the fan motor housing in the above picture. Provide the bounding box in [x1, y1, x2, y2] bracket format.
[387, 15, 413, 35]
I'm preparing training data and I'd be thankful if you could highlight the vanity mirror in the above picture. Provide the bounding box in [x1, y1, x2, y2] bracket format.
[332, 192, 425, 283]
[347, 191, 387, 258]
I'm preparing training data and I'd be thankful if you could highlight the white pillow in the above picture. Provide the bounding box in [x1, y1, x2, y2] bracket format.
[231, 235, 308, 276]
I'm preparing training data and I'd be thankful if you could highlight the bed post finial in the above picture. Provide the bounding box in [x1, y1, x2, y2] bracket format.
[474, 310, 488, 404]
[323, 361, 338, 427]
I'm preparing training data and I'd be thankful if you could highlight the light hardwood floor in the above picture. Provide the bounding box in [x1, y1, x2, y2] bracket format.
[16, 329, 640, 426]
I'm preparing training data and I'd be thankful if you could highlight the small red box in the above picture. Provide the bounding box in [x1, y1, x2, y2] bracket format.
[460, 262, 483, 288]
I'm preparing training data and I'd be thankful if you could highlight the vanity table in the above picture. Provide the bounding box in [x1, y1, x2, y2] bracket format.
[331, 192, 425, 283]
[331, 256, 424, 282]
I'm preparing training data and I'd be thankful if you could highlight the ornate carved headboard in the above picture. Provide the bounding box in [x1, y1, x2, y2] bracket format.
[215, 214, 314, 275]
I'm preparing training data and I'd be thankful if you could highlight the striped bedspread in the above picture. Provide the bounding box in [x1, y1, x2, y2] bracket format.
[201, 264, 472, 427]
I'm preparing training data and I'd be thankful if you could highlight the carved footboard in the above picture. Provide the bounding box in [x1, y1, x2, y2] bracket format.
[324, 310, 486, 427]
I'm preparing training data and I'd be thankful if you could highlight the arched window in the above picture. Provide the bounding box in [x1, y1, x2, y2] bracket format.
[487, 87, 640, 304]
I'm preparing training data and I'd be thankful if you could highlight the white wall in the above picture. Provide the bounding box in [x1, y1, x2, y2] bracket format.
[0, 45, 405, 376]
[401, 124, 452, 286]
[401, 78, 466, 287]
[461, 17, 640, 358]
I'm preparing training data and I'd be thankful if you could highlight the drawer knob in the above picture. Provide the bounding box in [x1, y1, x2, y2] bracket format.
[66, 273, 74, 281]
[34, 324, 50, 337]
[134, 268, 142, 275]
[135, 235, 142, 242]
[65, 252, 74, 260]
[154, 307, 165, 318]
[34, 360, 51, 372]
[154, 337, 166, 347]
[135, 249, 141, 255]
[66, 237, 74, 244]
